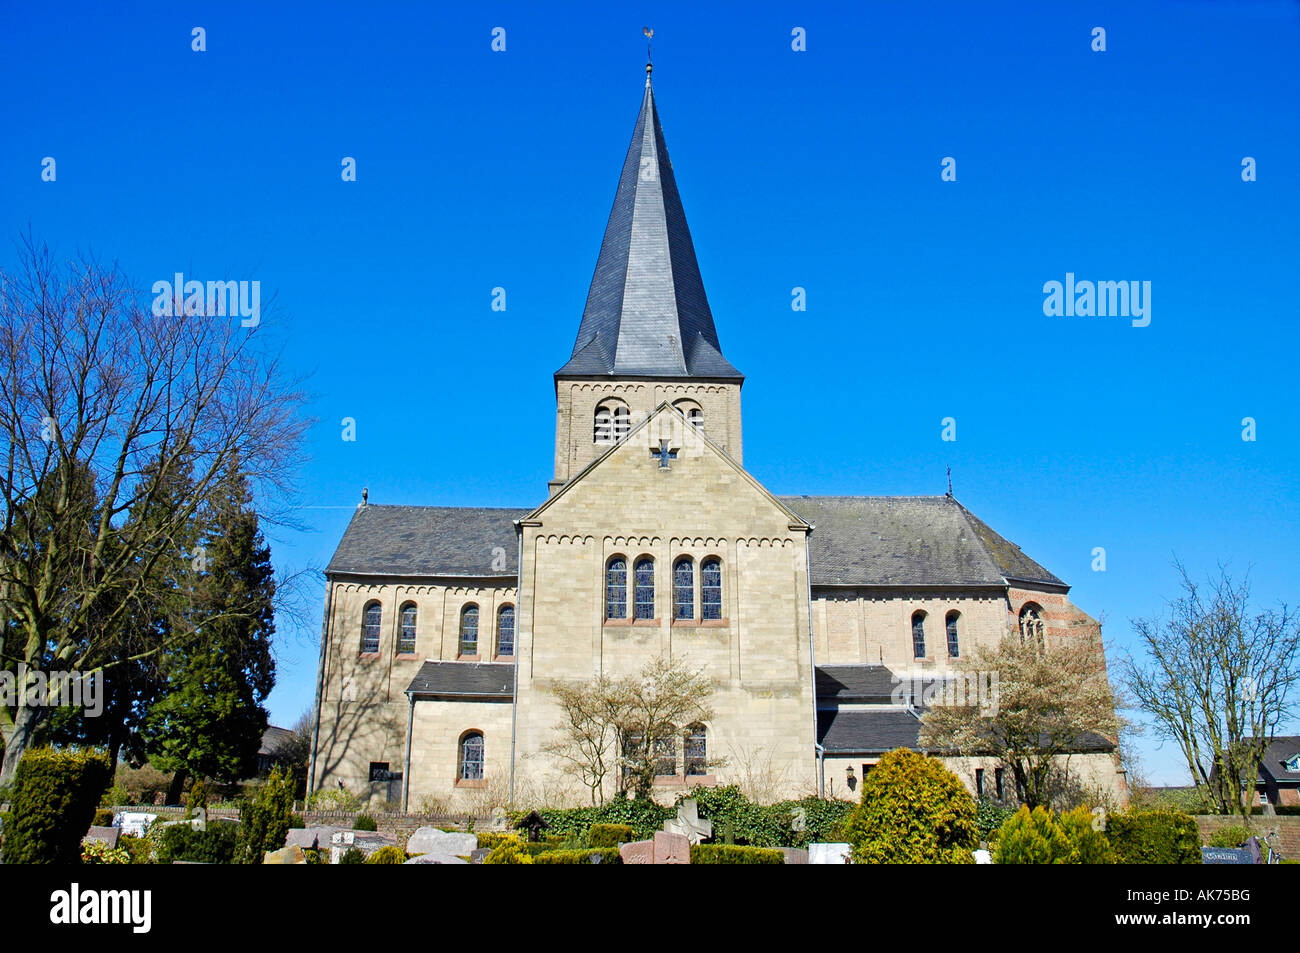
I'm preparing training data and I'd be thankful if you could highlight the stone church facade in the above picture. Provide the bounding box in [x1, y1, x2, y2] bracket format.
[308, 67, 1126, 811]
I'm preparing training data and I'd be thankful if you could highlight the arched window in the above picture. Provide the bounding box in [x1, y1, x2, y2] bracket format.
[685, 724, 708, 776]
[612, 406, 630, 441]
[673, 399, 704, 435]
[701, 558, 722, 620]
[945, 611, 960, 658]
[595, 401, 631, 445]
[634, 557, 655, 620]
[398, 602, 417, 655]
[360, 601, 382, 654]
[497, 605, 515, 658]
[673, 557, 694, 620]
[459, 731, 484, 781]
[606, 557, 627, 620]
[459, 604, 479, 656]
[594, 406, 612, 443]
[911, 611, 927, 659]
[1019, 604, 1045, 648]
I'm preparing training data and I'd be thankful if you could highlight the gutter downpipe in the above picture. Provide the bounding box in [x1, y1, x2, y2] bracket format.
[805, 529, 824, 798]
[307, 578, 334, 798]
[402, 691, 415, 812]
[509, 520, 523, 807]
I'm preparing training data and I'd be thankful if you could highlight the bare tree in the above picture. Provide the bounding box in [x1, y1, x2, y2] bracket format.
[0, 234, 308, 782]
[1122, 563, 1300, 817]
[919, 626, 1121, 809]
[546, 655, 721, 803]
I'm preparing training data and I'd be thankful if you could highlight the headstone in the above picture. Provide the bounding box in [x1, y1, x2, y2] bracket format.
[619, 839, 655, 865]
[514, 810, 549, 843]
[663, 798, 713, 844]
[115, 812, 158, 837]
[469, 848, 492, 864]
[264, 845, 308, 865]
[809, 842, 852, 865]
[404, 853, 469, 864]
[329, 829, 397, 863]
[83, 826, 121, 849]
[406, 827, 477, 857]
[973, 849, 993, 864]
[653, 830, 691, 864]
[779, 847, 808, 865]
[1200, 846, 1254, 864]
[285, 826, 341, 851]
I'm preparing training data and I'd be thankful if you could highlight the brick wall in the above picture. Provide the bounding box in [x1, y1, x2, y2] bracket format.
[1195, 814, 1300, 858]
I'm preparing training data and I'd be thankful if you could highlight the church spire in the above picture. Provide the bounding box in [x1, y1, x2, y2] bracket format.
[556, 63, 742, 381]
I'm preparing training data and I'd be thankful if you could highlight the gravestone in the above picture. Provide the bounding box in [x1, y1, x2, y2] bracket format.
[115, 812, 158, 837]
[779, 847, 808, 865]
[973, 849, 993, 864]
[1201, 846, 1254, 864]
[663, 798, 712, 844]
[469, 848, 492, 864]
[264, 845, 308, 865]
[404, 853, 469, 864]
[809, 843, 852, 864]
[83, 826, 121, 849]
[515, 810, 549, 843]
[619, 840, 655, 865]
[329, 829, 397, 863]
[653, 831, 691, 864]
[407, 827, 477, 857]
[285, 826, 341, 851]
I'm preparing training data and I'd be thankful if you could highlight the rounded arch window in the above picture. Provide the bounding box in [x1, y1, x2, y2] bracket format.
[459, 604, 480, 656]
[673, 557, 695, 620]
[945, 610, 960, 658]
[459, 731, 484, 781]
[1019, 603, 1045, 648]
[595, 400, 630, 444]
[606, 556, 628, 619]
[497, 604, 515, 658]
[360, 601, 382, 654]
[911, 611, 927, 659]
[398, 602, 417, 655]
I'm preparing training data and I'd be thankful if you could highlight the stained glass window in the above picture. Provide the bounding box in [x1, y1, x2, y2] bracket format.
[497, 605, 515, 657]
[606, 557, 627, 619]
[398, 603, 417, 654]
[634, 557, 655, 620]
[361, 602, 381, 653]
[946, 611, 960, 658]
[673, 558, 694, 620]
[459, 605, 479, 656]
[460, 733, 484, 781]
[912, 611, 926, 659]
[701, 558, 722, 620]
[685, 726, 707, 776]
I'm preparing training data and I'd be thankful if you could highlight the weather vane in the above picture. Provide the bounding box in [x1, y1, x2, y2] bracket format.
[644, 26, 653, 68]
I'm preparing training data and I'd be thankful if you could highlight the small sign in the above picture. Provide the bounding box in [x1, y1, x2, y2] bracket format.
[1201, 847, 1254, 864]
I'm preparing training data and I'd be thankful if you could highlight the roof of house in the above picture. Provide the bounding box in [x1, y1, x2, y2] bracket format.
[555, 73, 742, 381]
[325, 496, 1064, 591]
[816, 665, 911, 704]
[781, 495, 1065, 589]
[816, 706, 1116, 755]
[258, 725, 297, 758]
[1254, 736, 1300, 785]
[406, 661, 515, 699]
[325, 504, 528, 577]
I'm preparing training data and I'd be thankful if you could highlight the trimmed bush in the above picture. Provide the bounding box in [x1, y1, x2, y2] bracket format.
[4, 747, 112, 864]
[589, 824, 635, 848]
[156, 820, 240, 864]
[484, 835, 534, 864]
[339, 846, 366, 864]
[119, 835, 153, 865]
[1059, 806, 1116, 864]
[366, 845, 408, 864]
[353, 813, 378, 832]
[534, 848, 623, 864]
[842, 748, 977, 864]
[690, 844, 785, 864]
[994, 807, 1075, 864]
[976, 797, 1016, 841]
[1107, 810, 1202, 864]
[236, 766, 294, 864]
[477, 831, 513, 850]
[1207, 825, 1252, 848]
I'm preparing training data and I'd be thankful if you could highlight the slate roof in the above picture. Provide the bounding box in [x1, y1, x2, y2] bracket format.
[406, 661, 515, 699]
[258, 725, 297, 757]
[816, 707, 1116, 755]
[325, 504, 527, 577]
[1259, 737, 1300, 784]
[780, 495, 1065, 589]
[817, 665, 910, 704]
[556, 73, 742, 381]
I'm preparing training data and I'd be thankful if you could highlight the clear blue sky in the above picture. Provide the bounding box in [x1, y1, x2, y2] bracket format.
[2, 1, 1297, 786]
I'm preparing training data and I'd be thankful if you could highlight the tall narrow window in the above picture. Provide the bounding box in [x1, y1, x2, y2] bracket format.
[911, 611, 926, 659]
[459, 604, 479, 656]
[994, 767, 1005, 801]
[701, 558, 722, 620]
[685, 725, 707, 776]
[1019, 604, 1045, 648]
[621, 732, 643, 785]
[945, 611, 960, 658]
[496, 605, 515, 658]
[655, 737, 676, 777]
[459, 732, 484, 781]
[687, 408, 704, 433]
[360, 602, 381, 654]
[606, 557, 627, 620]
[634, 557, 655, 620]
[975, 767, 985, 798]
[398, 603, 417, 655]
[594, 407, 612, 443]
[612, 406, 630, 442]
[673, 558, 694, 620]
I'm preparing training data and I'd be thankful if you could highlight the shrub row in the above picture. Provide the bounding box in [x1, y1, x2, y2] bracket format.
[533, 848, 623, 864]
[690, 844, 784, 864]
[4, 748, 112, 864]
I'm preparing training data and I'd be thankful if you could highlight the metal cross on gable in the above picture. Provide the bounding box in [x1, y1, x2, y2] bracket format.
[651, 439, 678, 469]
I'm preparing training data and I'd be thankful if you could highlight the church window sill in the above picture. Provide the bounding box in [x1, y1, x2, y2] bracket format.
[458, 654, 482, 662]
[357, 652, 380, 661]
[454, 778, 487, 789]
[673, 618, 728, 628]
[395, 653, 419, 661]
[654, 774, 717, 788]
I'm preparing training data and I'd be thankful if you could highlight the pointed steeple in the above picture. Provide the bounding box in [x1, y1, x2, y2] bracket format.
[557, 68, 742, 380]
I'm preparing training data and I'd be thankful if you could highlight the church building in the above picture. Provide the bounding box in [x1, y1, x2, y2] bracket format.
[308, 65, 1126, 811]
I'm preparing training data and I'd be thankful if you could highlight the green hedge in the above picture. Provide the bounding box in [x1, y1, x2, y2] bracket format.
[1107, 810, 1202, 864]
[366, 845, 407, 864]
[589, 823, 635, 848]
[690, 844, 785, 864]
[534, 848, 623, 864]
[4, 748, 112, 864]
[155, 820, 240, 864]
